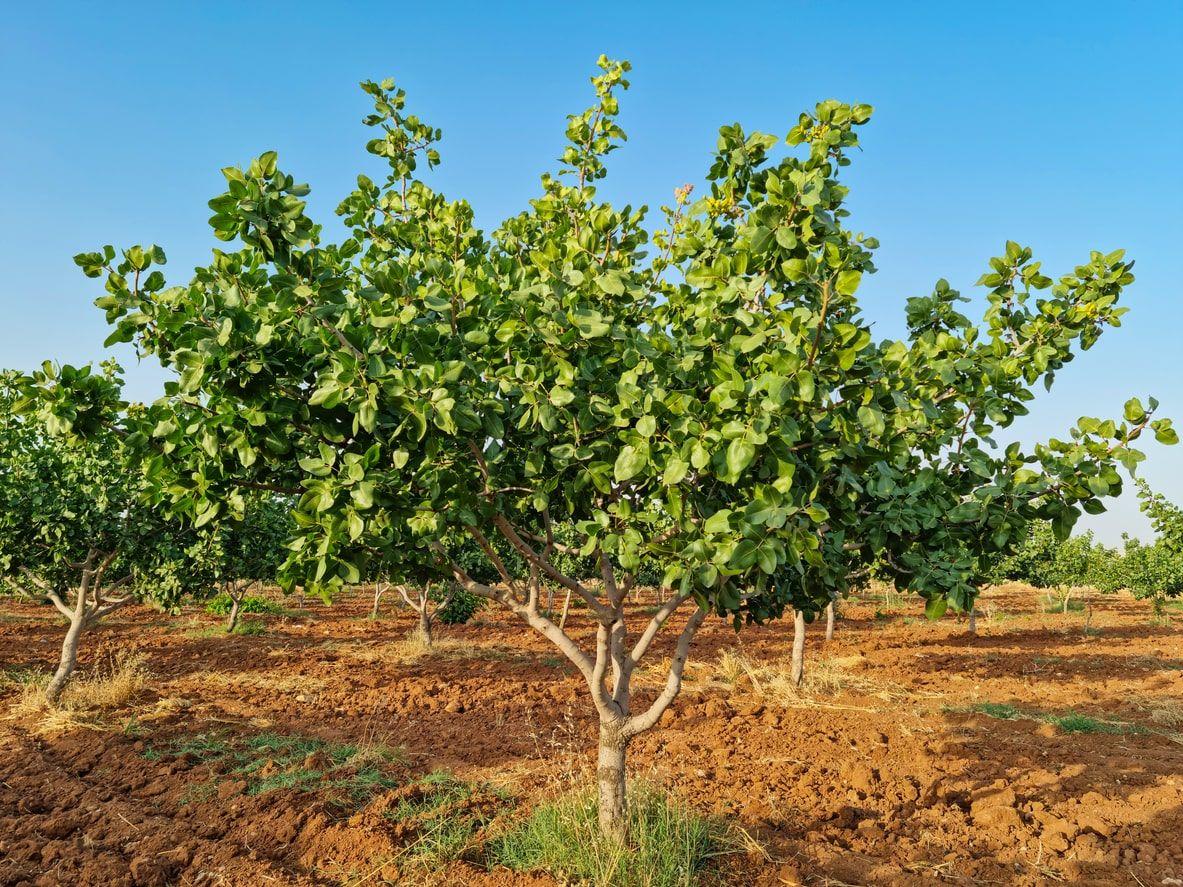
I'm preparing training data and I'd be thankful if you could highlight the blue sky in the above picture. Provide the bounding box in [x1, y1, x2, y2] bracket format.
[2, 1, 1180, 544]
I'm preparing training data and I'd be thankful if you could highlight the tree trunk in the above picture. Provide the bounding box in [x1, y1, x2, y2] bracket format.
[825, 600, 835, 641]
[418, 608, 433, 646]
[1062, 588, 1071, 614]
[371, 581, 385, 619]
[558, 586, 572, 631]
[226, 595, 242, 633]
[46, 612, 86, 706]
[597, 720, 628, 842]
[791, 609, 806, 687]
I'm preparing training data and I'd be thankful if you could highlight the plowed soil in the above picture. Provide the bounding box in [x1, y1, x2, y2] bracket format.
[1, 584, 1180, 886]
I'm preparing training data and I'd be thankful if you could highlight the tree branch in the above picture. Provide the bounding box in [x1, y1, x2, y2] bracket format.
[624, 605, 707, 738]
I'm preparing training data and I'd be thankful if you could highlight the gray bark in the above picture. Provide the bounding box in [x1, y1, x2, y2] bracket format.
[418, 607, 433, 645]
[791, 609, 806, 687]
[597, 720, 628, 843]
[226, 596, 242, 633]
[825, 599, 835, 641]
[46, 610, 85, 706]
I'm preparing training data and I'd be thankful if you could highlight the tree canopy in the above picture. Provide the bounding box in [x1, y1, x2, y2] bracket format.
[66, 57, 1174, 836]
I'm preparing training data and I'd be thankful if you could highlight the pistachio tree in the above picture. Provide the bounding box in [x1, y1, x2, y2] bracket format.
[990, 522, 1097, 611]
[202, 494, 292, 632]
[75, 59, 1171, 839]
[0, 363, 217, 703]
[1115, 481, 1183, 616]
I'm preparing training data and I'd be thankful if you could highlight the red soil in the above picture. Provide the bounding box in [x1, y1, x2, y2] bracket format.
[1, 584, 1180, 886]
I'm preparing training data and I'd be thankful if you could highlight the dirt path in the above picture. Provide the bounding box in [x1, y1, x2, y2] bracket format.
[1, 584, 1180, 885]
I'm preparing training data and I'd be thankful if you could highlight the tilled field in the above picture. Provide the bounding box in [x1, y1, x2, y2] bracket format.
[1, 584, 1180, 886]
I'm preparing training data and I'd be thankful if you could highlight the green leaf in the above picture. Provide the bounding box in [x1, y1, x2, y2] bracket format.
[613, 445, 647, 482]
[572, 308, 610, 338]
[725, 438, 755, 478]
[352, 481, 375, 509]
[925, 597, 948, 620]
[836, 270, 862, 296]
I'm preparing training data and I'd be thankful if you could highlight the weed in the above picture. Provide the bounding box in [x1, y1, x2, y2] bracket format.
[970, 702, 1021, 720]
[179, 778, 219, 806]
[204, 593, 288, 617]
[1039, 593, 1087, 614]
[144, 730, 409, 807]
[490, 781, 728, 887]
[382, 771, 511, 867]
[962, 702, 1145, 735]
[715, 648, 752, 686]
[1142, 700, 1183, 730]
[0, 666, 42, 690]
[184, 618, 269, 639]
[1047, 712, 1135, 735]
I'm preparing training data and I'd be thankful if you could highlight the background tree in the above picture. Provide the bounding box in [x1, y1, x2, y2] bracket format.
[991, 522, 1097, 612]
[1105, 536, 1183, 617]
[202, 494, 292, 632]
[76, 60, 1172, 840]
[0, 363, 216, 704]
[1098, 481, 1183, 617]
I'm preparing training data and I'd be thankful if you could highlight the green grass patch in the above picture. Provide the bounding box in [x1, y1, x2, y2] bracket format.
[489, 782, 729, 887]
[962, 702, 1145, 735]
[0, 665, 44, 690]
[383, 771, 512, 867]
[970, 702, 1021, 720]
[183, 618, 269, 639]
[143, 731, 408, 805]
[1039, 594, 1088, 613]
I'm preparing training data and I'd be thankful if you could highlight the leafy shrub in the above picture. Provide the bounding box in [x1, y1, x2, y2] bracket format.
[204, 592, 286, 616]
[433, 584, 483, 624]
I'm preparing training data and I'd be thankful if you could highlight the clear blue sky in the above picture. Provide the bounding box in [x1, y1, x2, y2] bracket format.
[2, 1, 1180, 544]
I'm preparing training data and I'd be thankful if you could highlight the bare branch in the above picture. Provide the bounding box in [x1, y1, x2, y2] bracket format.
[627, 590, 692, 669]
[87, 596, 134, 624]
[588, 622, 619, 719]
[492, 514, 610, 620]
[624, 605, 707, 738]
[430, 538, 597, 685]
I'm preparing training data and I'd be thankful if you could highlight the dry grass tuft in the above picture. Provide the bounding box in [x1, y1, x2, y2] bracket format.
[201, 670, 328, 696]
[7, 650, 150, 734]
[715, 648, 755, 686]
[68, 651, 150, 709]
[1142, 699, 1183, 730]
[708, 649, 908, 710]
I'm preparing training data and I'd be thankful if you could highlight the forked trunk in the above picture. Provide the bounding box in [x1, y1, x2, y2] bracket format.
[371, 581, 385, 619]
[46, 612, 86, 706]
[1062, 588, 1071, 614]
[791, 609, 806, 687]
[597, 720, 628, 843]
[825, 600, 835, 641]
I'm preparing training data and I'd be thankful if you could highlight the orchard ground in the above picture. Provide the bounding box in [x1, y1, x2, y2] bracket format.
[1, 583, 1180, 887]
